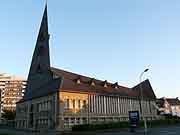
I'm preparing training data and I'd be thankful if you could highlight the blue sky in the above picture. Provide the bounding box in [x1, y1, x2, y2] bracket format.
[0, 0, 180, 98]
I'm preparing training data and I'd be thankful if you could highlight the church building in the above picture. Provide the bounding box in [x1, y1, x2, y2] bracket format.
[15, 5, 158, 131]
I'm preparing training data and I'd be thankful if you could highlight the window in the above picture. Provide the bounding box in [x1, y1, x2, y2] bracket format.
[82, 118, 87, 124]
[83, 100, 86, 108]
[73, 99, 75, 108]
[77, 79, 81, 84]
[67, 99, 70, 109]
[30, 104, 34, 112]
[64, 118, 69, 125]
[76, 118, 80, 124]
[70, 118, 75, 124]
[37, 104, 40, 112]
[12, 100, 16, 104]
[78, 100, 81, 108]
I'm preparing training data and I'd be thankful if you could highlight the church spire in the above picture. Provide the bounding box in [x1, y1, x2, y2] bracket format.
[24, 4, 53, 99]
[30, 4, 50, 75]
[37, 4, 48, 42]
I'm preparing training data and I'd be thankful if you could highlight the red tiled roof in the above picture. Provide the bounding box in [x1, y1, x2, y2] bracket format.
[18, 67, 156, 104]
[51, 67, 130, 96]
[51, 67, 156, 99]
[132, 79, 156, 99]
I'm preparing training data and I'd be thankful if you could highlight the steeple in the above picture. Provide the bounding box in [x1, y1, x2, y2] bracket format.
[24, 4, 54, 99]
[30, 4, 50, 74]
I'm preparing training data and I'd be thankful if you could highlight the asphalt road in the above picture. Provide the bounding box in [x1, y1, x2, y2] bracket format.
[97, 126, 180, 135]
[0, 126, 180, 135]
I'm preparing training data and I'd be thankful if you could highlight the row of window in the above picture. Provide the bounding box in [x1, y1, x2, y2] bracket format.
[37, 101, 52, 112]
[3, 100, 17, 104]
[64, 99, 86, 109]
[75, 78, 118, 89]
[64, 117, 87, 125]
[3, 92, 23, 96]
[63, 117, 130, 126]
[88, 95, 154, 115]
[62, 96, 155, 115]
[16, 120, 27, 128]
[37, 119, 49, 125]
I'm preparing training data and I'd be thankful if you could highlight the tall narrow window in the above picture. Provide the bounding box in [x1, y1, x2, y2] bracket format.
[67, 99, 70, 109]
[78, 100, 81, 109]
[83, 100, 86, 108]
[73, 99, 75, 109]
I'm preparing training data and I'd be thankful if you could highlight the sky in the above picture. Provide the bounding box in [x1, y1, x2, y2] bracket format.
[0, 0, 180, 98]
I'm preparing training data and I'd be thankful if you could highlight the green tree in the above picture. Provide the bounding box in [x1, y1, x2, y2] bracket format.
[2, 110, 16, 120]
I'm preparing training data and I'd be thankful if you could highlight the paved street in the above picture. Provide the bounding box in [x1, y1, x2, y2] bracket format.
[0, 125, 180, 135]
[97, 126, 180, 135]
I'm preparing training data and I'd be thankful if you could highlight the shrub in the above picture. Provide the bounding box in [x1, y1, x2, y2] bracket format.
[72, 118, 180, 131]
[72, 121, 130, 131]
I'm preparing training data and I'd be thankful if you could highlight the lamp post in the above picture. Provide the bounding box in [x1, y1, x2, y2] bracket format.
[139, 68, 149, 135]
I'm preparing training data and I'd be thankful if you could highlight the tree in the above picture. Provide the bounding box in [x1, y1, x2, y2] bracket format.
[2, 110, 16, 120]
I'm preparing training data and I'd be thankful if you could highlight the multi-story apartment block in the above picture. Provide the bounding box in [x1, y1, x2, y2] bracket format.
[0, 73, 26, 112]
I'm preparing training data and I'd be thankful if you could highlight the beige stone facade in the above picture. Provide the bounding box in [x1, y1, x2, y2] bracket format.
[16, 91, 158, 131]
[16, 93, 58, 130]
[59, 91, 158, 130]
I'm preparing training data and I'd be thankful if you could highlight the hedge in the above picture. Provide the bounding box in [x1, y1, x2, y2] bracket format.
[72, 118, 180, 131]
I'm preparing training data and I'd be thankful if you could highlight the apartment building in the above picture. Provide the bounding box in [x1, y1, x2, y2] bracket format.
[0, 73, 26, 111]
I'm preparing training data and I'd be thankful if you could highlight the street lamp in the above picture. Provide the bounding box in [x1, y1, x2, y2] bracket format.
[139, 68, 149, 135]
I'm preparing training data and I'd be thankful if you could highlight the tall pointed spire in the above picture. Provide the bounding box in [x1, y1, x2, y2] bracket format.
[24, 4, 53, 99]
[37, 4, 49, 43]
[30, 4, 50, 75]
